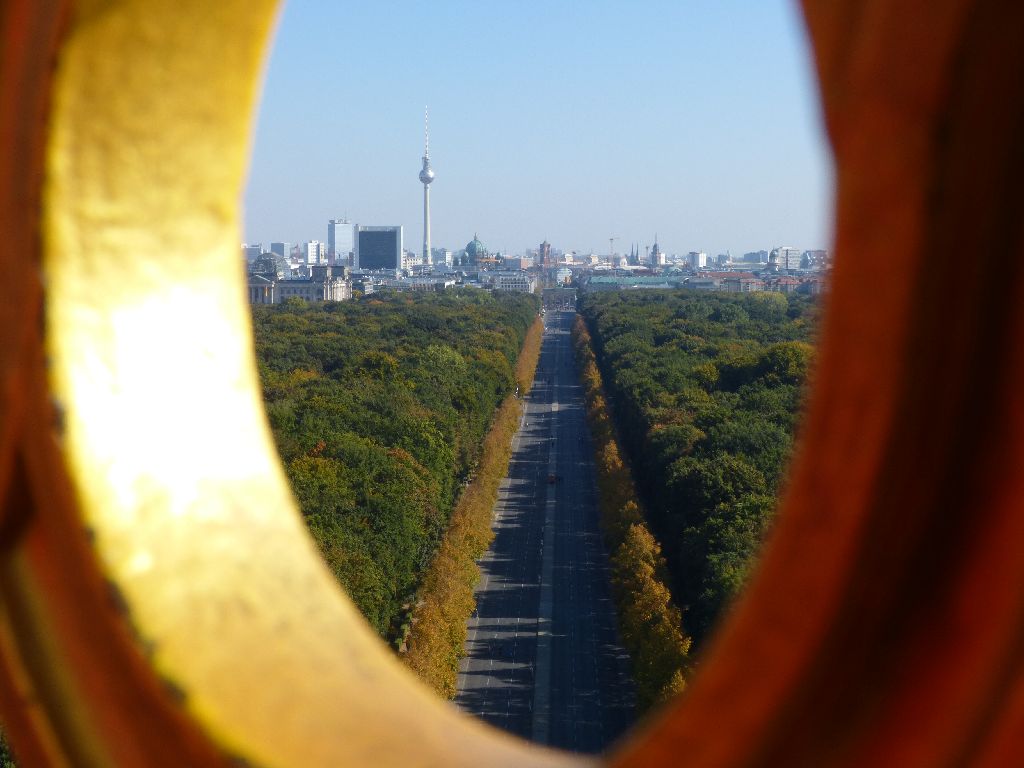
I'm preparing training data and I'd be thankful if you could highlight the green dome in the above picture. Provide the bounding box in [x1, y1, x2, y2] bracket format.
[465, 233, 487, 259]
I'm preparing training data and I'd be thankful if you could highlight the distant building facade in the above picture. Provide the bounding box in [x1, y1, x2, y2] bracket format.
[304, 240, 324, 264]
[376, 276, 457, 292]
[539, 240, 552, 268]
[584, 274, 685, 291]
[327, 219, 354, 264]
[504, 255, 532, 271]
[771, 246, 802, 271]
[766, 275, 802, 293]
[247, 263, 351, 305]
[721, 275, 765, 292]
[354, 225, 403, 271]
[687, 251, 708, 270]
[492, 271, 538, 293]
[242, 243, 262, 262]
[650, 238, 666, 267]
[431, 247, 452, 267]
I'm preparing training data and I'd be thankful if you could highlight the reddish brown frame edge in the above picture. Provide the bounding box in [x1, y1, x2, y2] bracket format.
[614, 1, 1024, 766]
[4, 1, 1024, 767]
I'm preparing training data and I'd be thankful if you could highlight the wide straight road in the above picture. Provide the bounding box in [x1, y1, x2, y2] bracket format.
[455, 308, 634, 753]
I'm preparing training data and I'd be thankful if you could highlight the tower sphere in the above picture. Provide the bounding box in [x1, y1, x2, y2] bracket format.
[419, 157, 434, 185]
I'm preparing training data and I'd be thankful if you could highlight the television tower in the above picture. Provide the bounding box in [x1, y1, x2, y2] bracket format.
[418, 107, 435, 266]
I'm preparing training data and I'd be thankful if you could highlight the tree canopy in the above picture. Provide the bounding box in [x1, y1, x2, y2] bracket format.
[579, 289, 818, 647]
[253, 290, 540, 637]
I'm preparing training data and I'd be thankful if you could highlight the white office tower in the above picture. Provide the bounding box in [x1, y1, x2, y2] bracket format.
[305, 240, 324, 264]
[418, 107, 435, 266]
[779, 246, 802, 271]
[687, 251, 708, 270]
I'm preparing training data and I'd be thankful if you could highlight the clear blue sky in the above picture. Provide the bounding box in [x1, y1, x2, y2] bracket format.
[243, 0, 833, 257]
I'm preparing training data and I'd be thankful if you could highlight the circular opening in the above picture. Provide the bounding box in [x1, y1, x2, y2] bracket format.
[240, 0, 832, 752]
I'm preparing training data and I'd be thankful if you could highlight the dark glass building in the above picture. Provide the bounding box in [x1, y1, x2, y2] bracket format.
[355, 226, 403, 271]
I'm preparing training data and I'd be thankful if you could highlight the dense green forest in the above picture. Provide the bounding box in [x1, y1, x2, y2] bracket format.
[404, 317, 543, 697]
[579, 290, 818, 648]
[252, 291, 540, 637]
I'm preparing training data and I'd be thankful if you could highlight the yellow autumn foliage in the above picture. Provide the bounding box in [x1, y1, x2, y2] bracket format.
[515, 317, 544, 395]
[402, 322, 543, 698]
[572, 315, 691, 711]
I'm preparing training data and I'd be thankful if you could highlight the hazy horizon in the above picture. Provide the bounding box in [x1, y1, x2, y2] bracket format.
[244, 1, 833, 257]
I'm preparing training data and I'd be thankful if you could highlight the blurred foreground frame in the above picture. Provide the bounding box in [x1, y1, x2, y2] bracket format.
[2, 0, 1024, 765]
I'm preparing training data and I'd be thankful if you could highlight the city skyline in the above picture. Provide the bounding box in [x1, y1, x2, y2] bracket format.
[243, 1, 833, 256]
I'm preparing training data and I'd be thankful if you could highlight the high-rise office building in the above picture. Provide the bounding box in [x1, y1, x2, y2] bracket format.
[779, 246, 802, 271]
[305, 240, 324, 264]
[270, 242, 290, 259]
[770, 246, 802, 271]
[327, 219, 354, 264]
[419, 109, 435, 266]
[431, 247, 452, 267]
[242, 243, 262, 262]
[354, 226, 403, 271]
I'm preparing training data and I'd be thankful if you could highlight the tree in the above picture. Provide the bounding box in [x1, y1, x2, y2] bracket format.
[253, 291, 541, 641]
[578, 288, 817, 650]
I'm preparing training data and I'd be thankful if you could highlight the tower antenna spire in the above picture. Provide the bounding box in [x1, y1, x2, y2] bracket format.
[424, 106, 430, 159]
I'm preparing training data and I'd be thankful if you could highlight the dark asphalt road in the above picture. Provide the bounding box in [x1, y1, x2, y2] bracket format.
[455, 309, 635, 753]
